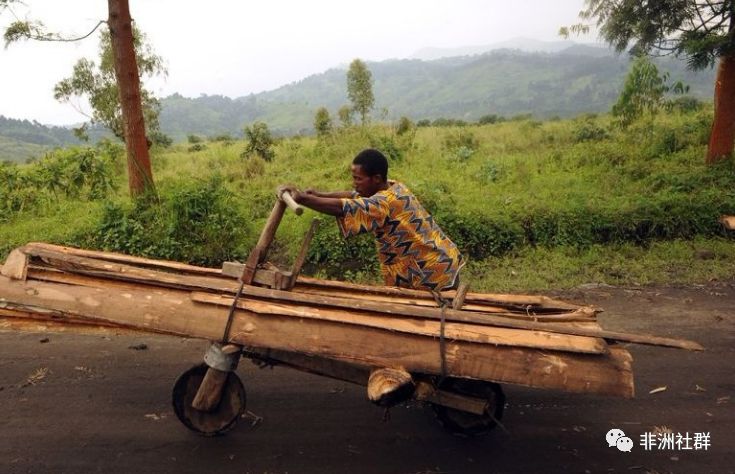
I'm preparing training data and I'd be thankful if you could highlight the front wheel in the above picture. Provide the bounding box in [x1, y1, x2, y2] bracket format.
[172, 364, 246, 436]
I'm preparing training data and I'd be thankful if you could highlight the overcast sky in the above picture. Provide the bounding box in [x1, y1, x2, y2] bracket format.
[1, 0, 594, 125]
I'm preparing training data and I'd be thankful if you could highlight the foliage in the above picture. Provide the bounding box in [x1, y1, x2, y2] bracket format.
[86, 176, 249, 266]
[396, 116, 414, 135]
[573, 119, 610, 142]
[337, 105, 353, 128]
[3, 110, 735, 289]
[346, 59, 375, 125]
[561, 0, 735, 71]
[242, 121, 275, 161]
[314, 107, 333, 138]
[153, 50, 716, 139]
[53, 26, 166, 142]
[443, 129, 480, 160]
[0, 144, 119, 220]
[612, 56, 688, 127]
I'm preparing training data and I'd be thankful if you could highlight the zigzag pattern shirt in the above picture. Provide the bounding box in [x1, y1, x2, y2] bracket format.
[337, 181, 464, 291]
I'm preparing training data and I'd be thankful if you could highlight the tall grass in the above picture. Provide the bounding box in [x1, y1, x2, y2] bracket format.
[2, 108, 734, 291]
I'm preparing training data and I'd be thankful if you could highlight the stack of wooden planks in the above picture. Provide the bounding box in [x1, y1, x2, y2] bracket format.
[0, 243, 703, 399]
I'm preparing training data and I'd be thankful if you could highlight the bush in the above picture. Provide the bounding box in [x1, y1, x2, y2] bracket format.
[87, 176, 250, 266]
[443, 129, 480, 160]
[369, 134, 404, 162]
[573, 120, 609, 143]
[396, 116, 414, 135]
[243, 121, 276, 161]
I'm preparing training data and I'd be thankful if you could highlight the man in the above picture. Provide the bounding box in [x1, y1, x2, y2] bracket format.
[286, 148, 464, 292]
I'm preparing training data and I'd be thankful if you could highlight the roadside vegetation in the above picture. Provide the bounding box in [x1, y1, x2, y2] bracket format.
[2, 106, 734, 291]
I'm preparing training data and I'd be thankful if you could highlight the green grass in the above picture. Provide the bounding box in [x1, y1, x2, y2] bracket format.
[2, 109, 734, 292]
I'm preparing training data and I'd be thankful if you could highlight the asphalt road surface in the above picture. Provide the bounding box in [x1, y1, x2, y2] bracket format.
[1, 282, 733, 474]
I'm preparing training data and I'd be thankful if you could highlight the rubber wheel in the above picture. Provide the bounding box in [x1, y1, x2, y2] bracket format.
[431, 378, 505, 437]
[172, 364, 246, 436]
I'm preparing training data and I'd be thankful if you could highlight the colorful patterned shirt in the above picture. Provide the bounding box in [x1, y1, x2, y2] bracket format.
[336, 181, 464, 291]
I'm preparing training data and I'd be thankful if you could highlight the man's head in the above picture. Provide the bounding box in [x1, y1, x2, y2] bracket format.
[351, 148, 388, 196]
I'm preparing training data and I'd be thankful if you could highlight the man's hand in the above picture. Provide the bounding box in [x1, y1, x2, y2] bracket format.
[276, 184, 300, 199]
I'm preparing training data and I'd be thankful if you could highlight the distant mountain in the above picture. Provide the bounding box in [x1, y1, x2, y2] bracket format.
[410, 37, 590, 60]
[2, 42, 719, 155]
[0, 116, 110, 163]
[159, 47, 716, 139]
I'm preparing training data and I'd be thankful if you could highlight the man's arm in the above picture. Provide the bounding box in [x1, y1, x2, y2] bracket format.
[293, 191, 345, 216]
[306, 189, 355, 199]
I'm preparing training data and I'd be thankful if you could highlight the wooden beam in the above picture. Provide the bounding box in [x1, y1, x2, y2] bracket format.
[21, 248, 702, 350]
[0, 276, 634, 397]
[191, 292, 608, 354]
[24, 242, 221, 276]
[1, 248, 29, 280]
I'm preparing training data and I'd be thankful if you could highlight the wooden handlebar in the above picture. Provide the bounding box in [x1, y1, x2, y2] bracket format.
[280, 190, 304, 216]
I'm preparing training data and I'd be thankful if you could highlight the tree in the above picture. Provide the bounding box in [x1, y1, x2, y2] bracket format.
[338, 105, 353, 127]
[242, 121, 275, 162]
[3, 0, 157, 195]
[560, 0, 735, 164]
[314, 107, 333, 138]
[612, 56, 688, 127]
[346, 58, 374, 125]
[54, 26, 166, 144]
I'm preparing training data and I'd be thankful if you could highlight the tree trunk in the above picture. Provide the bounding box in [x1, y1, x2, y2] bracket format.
[706, 53, 735, 164]
[107, 0, 155, 196]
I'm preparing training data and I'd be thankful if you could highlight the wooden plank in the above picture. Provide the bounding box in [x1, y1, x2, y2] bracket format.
[21, 243, 581, 312]
[1, 248, 29, 280]
[21, 248, 702, 349]
[0, 276, 634, 396]
[720, 215, 735, 230]
[23, 247, 594, 328]
[24, 242, 222, 276]
[288, 218, 319, 289]
[243, 348, 488, 414]
[191, 292, 608, 354]
[295, 276, 582, 311]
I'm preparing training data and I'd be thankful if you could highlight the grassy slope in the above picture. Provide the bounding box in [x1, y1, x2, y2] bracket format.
[2, 111, 734, 292]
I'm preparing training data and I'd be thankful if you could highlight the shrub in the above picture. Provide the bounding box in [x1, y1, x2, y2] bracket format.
[396, 116, 414, 135]
[243, 121, 276, 161]
[87, 176, 249, 266]
[573, 120, 609, 143]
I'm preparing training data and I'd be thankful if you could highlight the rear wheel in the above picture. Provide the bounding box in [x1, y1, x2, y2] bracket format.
[431, 378, 505, 437]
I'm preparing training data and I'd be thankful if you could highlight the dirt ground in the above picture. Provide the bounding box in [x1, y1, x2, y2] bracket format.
[1, 281, 733, 474]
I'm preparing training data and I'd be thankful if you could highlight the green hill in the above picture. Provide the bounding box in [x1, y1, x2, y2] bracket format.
[159, 46, 717, 139]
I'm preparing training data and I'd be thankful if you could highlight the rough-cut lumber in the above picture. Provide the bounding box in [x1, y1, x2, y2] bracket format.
[0, 275, 634, 397]
[22, 247, 595, 327]
[243, 348, 489, 414]
[24, 243, 584, 313]
[19, 247, 702, 350]
[720, 215, 735, 230]
[1, 248, 29, 280]
[23, 242, 221, 276]
[367, 368, 414, 406]
[295, 275, 582, 311]
[191, 292, 608, 354]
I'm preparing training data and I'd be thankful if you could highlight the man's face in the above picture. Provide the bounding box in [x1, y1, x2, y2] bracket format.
[351, 164, 381, 196]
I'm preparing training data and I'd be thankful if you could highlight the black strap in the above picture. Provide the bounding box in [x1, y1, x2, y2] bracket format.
[222, 280, 245, 342]
[431, 291, 449, 383]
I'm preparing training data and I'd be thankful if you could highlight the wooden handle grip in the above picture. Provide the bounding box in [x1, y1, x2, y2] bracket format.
[280, 190, 304, 216]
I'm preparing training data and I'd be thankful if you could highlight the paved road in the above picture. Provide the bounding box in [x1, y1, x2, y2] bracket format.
[1, 282, 733, 474]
